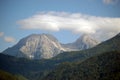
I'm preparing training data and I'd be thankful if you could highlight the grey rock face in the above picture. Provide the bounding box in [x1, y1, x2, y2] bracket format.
[3, 34, 100, 59]
[74, 34, 100, 49]
[3, 34, 65, 59]
[62, 34, 100, 51]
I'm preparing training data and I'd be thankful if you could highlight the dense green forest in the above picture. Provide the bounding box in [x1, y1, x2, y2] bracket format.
[43, 51, 120, 80]
[0, 70, 28, 80]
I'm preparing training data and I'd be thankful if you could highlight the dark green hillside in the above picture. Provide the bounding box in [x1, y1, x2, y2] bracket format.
[0, 54, 51, 80]
[0, 70, 28, 80]
[43, 51, 120, 80]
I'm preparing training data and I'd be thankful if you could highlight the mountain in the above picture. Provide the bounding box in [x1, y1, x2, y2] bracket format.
[42, 33, 120, 80]
[3, 33, 99, 59]
[3, 34, 65, 59]
[74, 34, 99, 49]
[53, 33, 120, 62]
[62, 34, 99, 51]
[43, 51, 120, 80]
[0, 33, 120, 80]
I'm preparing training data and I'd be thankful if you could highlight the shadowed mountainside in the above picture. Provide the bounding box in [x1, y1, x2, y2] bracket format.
[0, 70, 28, 80]
[42, 51, 120, 80]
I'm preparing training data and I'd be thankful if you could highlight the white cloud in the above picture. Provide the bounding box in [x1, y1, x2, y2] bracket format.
[4, 36, 16, 43]
[103, 0, 118, 4]
[18, 11, 120, 41]
[0, 32, 16, 43]
[0, 32, 4, 37]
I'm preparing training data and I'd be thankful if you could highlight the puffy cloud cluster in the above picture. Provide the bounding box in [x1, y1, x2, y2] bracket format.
[18, 11, 120, 41]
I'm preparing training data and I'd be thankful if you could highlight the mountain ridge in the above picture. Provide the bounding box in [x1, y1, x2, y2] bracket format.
[0, 33, 120, 80]
[3, 33, 99, 59]
[3, 34, 65, 59]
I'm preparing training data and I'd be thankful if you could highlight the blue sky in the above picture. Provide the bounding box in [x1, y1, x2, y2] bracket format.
[0, 0, 120, 52]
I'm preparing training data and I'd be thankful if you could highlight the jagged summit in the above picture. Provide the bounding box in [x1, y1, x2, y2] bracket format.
[23, 33, 58, 41]
[3, 33, 100, 59]
[3, 33, 64, 59]
[61, 34, 100, 51]
[75, 34, 95, 44]
[74, 34, 99, 49]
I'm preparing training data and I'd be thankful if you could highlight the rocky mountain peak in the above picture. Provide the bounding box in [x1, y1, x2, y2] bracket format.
[76, 34, 92, 42]
[24, 33, 58, 42]
[74, 34, 99, 50]
[3, 34, 64, 59]
[3, 33, 100, 59]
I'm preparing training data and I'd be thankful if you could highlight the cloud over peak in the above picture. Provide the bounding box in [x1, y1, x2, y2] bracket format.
[18, 12, 98, 34]
[18, 11, 120, 41]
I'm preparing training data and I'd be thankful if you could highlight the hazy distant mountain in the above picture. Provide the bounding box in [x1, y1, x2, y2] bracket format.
[3, 33, 99, 59]
[62, 34, 100, 51]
